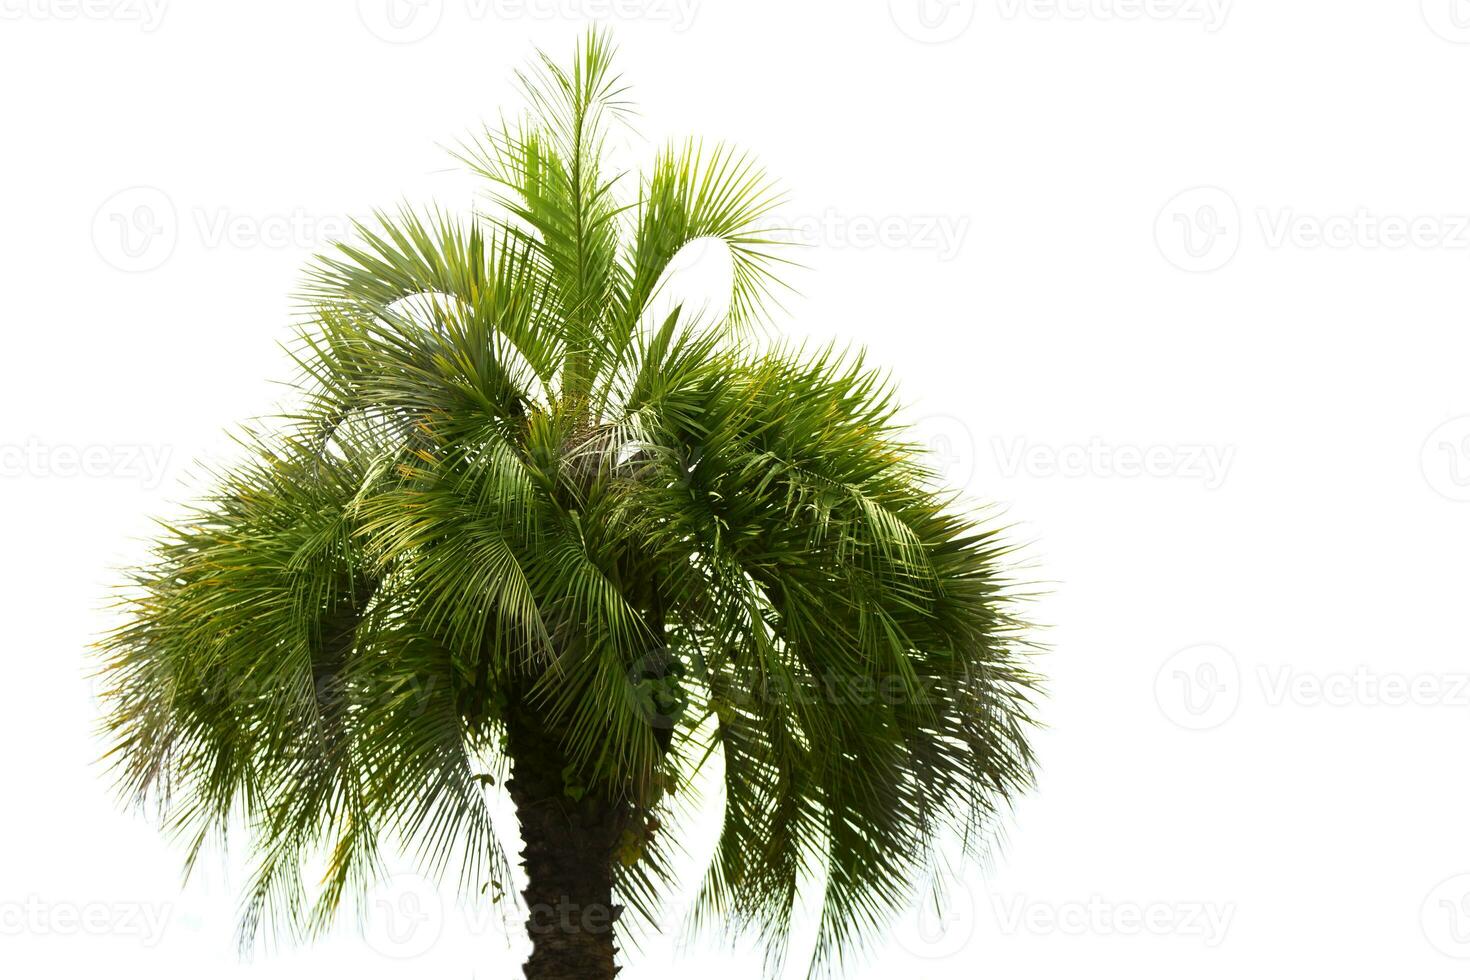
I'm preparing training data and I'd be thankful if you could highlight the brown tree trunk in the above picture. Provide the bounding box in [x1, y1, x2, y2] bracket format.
[503, 695, 627, 979]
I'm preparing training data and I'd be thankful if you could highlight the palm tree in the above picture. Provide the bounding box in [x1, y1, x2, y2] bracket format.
[96, 30, 1039, 980]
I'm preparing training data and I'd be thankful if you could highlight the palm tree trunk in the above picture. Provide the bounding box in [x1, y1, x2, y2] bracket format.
[504, 696, 626, 979]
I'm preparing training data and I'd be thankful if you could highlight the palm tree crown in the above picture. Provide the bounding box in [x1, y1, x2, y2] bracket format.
[97, 29, 1039, 979]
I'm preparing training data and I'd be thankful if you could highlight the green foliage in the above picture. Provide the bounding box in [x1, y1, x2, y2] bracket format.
[95, 28, 1040, 977]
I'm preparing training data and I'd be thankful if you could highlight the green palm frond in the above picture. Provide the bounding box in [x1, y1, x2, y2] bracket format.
[96, 27, 1039, 979]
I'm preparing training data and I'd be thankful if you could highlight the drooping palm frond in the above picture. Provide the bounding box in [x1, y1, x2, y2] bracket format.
[96, 27, 1039, 978]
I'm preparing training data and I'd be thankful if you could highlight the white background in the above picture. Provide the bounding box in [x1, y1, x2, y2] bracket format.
[3, 1, 1470, 976]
